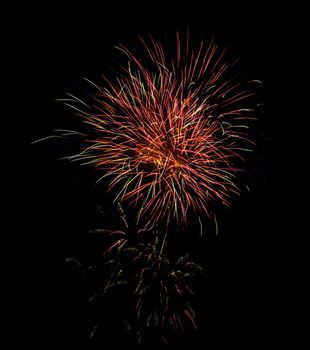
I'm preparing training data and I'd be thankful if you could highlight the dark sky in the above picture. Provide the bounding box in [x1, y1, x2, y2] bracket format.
[11, 1, 300, 349]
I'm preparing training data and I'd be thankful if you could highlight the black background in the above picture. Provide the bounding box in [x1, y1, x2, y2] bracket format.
[10, 1, 301, 349]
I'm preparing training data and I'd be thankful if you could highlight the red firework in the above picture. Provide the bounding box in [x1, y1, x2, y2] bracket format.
[66, 31, 256, 227]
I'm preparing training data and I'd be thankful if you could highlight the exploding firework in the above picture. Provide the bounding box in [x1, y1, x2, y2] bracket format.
[63, 31, 257, 227]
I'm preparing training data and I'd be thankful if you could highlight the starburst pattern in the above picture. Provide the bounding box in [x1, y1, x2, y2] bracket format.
[64, 31, 256, 227]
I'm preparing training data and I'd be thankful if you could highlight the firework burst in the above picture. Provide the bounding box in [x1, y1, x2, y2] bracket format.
[64, 31, 256, 227]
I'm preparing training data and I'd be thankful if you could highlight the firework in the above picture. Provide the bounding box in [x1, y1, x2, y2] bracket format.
[64, 31, 256, 227]
[90, 204, 202, 344]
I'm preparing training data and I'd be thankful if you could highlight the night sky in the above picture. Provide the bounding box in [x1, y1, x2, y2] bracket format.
[12, 1, 300, 349]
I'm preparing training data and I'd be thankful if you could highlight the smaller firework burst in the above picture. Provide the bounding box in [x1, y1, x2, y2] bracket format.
[84, 202, 202, 345]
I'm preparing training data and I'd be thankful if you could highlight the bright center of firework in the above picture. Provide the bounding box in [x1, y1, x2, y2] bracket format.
[140, 143, 184, 174]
